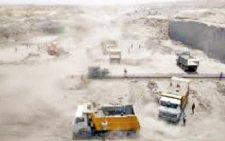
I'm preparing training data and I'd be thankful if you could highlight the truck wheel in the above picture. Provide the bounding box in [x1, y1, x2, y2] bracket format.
[126, 130, 135, 136]
[127, 130, 139, 138]
[193, 67, 197, 72]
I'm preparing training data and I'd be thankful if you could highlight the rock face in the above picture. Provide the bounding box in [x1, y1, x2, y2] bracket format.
[169, 20, 225, 63]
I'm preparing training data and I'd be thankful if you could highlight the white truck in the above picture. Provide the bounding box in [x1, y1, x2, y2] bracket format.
[158, 77, 190, 122]
[177, 52, 199, 72]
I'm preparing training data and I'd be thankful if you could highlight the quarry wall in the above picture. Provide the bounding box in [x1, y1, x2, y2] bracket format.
[169, 20, 225, 63]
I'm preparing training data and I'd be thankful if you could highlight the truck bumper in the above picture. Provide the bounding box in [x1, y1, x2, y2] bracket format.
[72, 129, 93, 139]
[187, 66, 198, 72]
[158, 114, 180, 123]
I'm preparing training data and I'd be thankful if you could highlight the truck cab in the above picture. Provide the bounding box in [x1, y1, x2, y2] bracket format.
[72, 104, 92, 138]
[157, 77, 190, 123]
[158, 96, 182, 122]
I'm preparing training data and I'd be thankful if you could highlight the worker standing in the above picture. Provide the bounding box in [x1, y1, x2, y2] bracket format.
[220, 72, 223, 81]
[192, 103, 196, 115]
[124, 68, 127, 77]
[182, 112, 186, 126]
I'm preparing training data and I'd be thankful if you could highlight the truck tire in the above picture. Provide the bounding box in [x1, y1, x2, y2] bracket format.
[126, 130, 139, 137]
[193, 66, 197, 72]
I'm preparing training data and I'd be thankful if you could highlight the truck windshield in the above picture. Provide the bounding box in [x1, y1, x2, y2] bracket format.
[160, 101, 178, 109]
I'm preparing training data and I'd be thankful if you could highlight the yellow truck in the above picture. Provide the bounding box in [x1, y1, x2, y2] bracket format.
[72, 103, 140, 138]
[158, 77, 190, 122]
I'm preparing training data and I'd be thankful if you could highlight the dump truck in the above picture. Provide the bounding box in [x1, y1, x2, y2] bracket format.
[109, 49, 121, 64]
[158, 77, 190, 122]
[176, 52, 199, 72]
[72, 103, 140, 138]
[101, 40, 117, 55]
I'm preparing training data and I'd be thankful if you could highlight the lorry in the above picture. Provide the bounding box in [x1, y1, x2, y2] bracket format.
[176, 52, 199, 72]
[101, 40, 117, 55]
[109, 49, 121, 64]
[158, 77, 190, 123]
[72, 103, 140, 138]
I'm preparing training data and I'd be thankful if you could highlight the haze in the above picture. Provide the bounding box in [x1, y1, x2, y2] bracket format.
[0, 0, 188, 5]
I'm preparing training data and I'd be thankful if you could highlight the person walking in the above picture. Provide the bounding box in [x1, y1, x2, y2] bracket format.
[192, 103, 196, 115]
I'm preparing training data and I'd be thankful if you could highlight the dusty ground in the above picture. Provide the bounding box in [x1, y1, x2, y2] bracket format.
[0, 4, 225, 141]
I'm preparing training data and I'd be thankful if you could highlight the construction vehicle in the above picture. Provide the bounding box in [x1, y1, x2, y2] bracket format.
[109, 49, 121, 64]
[158, 77, 190, 122]
[176, 52, 199, 72]
[72, 103, 140, 138]
[88, 66, 109, 79]
[101, 40, 117, 55]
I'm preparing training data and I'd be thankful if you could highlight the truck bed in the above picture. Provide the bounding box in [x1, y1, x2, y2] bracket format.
[88, 105, 140, 131]
[90, 114, 140, 131]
